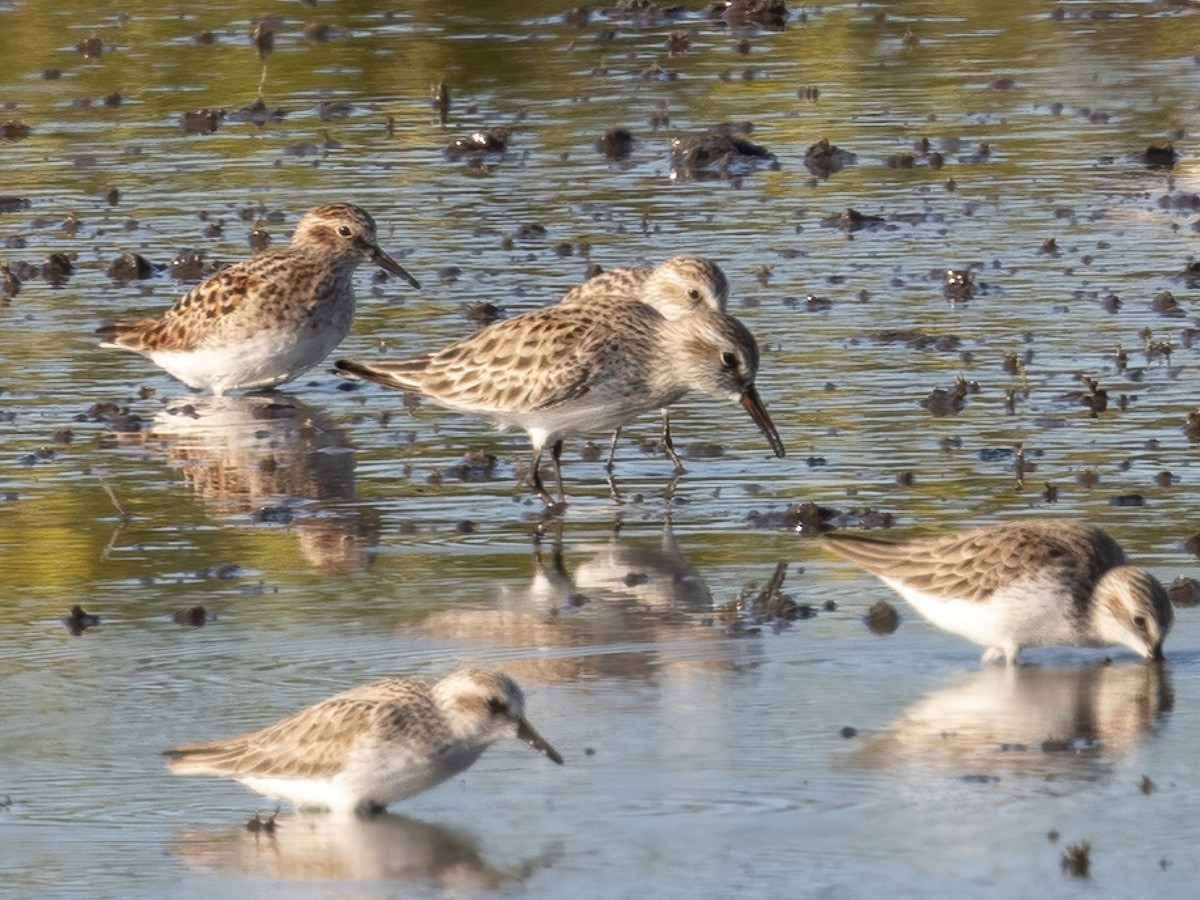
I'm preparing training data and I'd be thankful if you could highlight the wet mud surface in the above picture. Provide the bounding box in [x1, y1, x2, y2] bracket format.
[1, 0, 1200, 896]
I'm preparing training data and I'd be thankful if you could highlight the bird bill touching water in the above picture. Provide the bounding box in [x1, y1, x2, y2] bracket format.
[165, 668, 561, 816]
[824, 518, 1173, 665]
[335, 299, 784, 507]
[98, 203, 419, 395]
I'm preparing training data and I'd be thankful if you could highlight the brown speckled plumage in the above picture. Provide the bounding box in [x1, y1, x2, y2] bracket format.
[98, 203, 418, 395]
[825, 519, 1173, 663]
[335, 298, 783, 506]
[558, 256, 731, 472]
[165, 668, 561, 813]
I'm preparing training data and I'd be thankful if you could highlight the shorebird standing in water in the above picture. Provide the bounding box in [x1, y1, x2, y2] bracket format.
[335, 297, 784, 508]
[165, 668, 562, 815]
[824, 518, 1173, 664]
[98, 203, 419, 395]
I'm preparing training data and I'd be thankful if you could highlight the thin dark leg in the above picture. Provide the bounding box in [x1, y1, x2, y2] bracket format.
[660, 410, 685, 473]
[530, 446, 556, 507]
[551, 439, 566, 505]
[605, 427, 622, 474]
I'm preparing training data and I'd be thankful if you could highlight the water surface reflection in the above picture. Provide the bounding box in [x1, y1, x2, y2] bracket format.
[170, 811, 555, 888]
[855, 662, 1173, 785]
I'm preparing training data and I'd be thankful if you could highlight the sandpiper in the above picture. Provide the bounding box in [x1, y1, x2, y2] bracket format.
[98, 203, 418, 395]
[335, 301, 785, 507]
[559, 255, 730, 471]
[165, 668, 562, 815]
[824, 518, 1172, 664]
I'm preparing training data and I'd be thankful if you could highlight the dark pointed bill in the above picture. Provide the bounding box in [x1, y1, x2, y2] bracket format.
[739, 385, 785, 458]
[372, 246, 421, 290]
[1151, 642, 1165, 662]
[517, 717, 564, 765]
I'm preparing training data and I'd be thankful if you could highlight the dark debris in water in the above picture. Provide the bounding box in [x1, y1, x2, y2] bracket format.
[1061, 840, 1091, 878]
[597, 128, 635, 160]
[246, 808, 279, 834]
[181, 109, 224, 135]
[107, 251, 156, 283]
[462, 301, 507, 327]
[669, 130, 775, 180]
[868, 329, 961, 352]
[717, 562, 812, 632]
[748, 501, 894, 533]
[173, 605, 211, 627]
[78, 402, 147, 434]
[921, 376, 975, 417]
[445, 128, 510, 162]
[943, 268, 975, 302]
[600, 0, 688, 25]
[803, 138, 856, 178]
[226, 98, 288, 126]
[444, 450, 499, 482]
[1168, 575, 1200, 608]
[865, 600, 900, 635]
[819, 208, 885, 231]
[705, 0, 790, 30]
[63, 605, 100, 636]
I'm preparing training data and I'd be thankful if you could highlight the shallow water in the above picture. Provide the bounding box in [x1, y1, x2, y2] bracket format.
[2, 0, 1200, 896]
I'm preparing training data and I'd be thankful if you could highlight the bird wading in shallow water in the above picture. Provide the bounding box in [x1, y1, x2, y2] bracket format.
[98, 203, 419, 395]
[558, 254, 730, 472]
[165, 668, 562, 816]
[824, 518, 1172, 664]
[335, 300, 785, 508]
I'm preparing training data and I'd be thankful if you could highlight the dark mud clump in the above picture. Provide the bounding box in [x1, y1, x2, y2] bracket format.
[171, 249, 221, 282]
[1168, 575, 1200, 608]
[63, 605, 100, 636]
[226, 98, 288, 126]
[803, 139, 857, 178]
[444, 450, 499, 482]
[0, 196, 30, 212]
[1061, 840, 1091, 878]
[943, 269, 975, 302]
[747, 501, 894, 533]
[107, 251, 156, 283]
[42, 253, 74, 286]
[669, 128, 774, 180]
[921, 376, 974, 416]
[462, 301, 507, 327]
[1, 262, 19, 300]
[445, 128, 510, 162]
[1141, 144, 1177, 169]
[597, 128, 635, 160]
[81, 402, 147, 435]
[181, 109, 224, 135]
[820, 208, 885, 232]
[603, 0, 688, 25]
[0, 121, 31, 142]
[246, 809, 278, 834]
[720, 562, 811, 632]
[173, 606, 210, 627]
[870, 329, 961, 353]
[706, 0, 790, 29]
[865, 600, 900, 635]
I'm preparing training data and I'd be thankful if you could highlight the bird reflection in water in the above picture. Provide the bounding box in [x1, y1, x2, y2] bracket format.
[853, 662, 1172, 783]
[131, 394, 380, 574]
[169, 811, 557, 888]
[413, 521, 774, 683]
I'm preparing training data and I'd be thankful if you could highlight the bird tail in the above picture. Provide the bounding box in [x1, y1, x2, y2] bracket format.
[96, 320, 154, 350]
[823, 532, 910, 575]
[333, 357, 428, 392]
[163, 741, 242, 776]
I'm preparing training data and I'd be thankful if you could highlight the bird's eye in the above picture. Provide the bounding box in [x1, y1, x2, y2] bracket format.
[487, 697, 509, 715]
[687, 288, 701, 301]
[1132, 615, 1147, 630]
[720, 351, 737, 369]
[337, 224, 353, 237]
